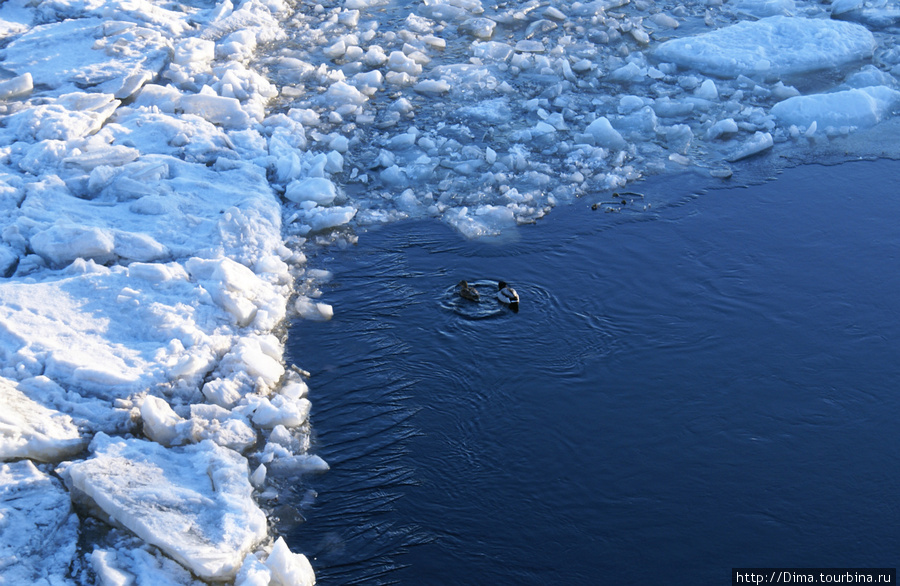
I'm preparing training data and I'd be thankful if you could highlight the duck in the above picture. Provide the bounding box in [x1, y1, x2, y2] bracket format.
[457, 280, 480, 302]
[497, 280, 519, 310]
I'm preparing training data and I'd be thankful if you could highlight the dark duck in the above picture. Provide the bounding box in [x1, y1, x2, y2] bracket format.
[457, 280, 480, 301]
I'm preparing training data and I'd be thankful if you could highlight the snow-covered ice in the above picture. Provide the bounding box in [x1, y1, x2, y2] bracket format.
[1, 0, 900, 581]
[655, 17, 876, 79]
[0, 460, 80, 584]
[62, 433, 267, 581]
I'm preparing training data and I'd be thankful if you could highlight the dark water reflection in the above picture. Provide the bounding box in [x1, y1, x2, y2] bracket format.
[286, 160, 900, 585]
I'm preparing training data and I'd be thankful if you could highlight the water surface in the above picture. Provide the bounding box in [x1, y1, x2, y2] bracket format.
[286, 160, 900, 585]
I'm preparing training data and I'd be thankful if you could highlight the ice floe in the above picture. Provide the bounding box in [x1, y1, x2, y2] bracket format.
[655, 17, 876, 80]
[62, 433, 268, 581]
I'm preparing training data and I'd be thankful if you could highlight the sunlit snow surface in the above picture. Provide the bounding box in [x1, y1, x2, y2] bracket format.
[0, 0, 899, 581]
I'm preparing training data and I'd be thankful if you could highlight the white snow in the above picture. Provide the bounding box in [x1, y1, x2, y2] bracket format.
[1, 0, 899, 581]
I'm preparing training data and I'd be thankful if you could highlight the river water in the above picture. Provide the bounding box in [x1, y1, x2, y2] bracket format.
[285, 160, 900, 585]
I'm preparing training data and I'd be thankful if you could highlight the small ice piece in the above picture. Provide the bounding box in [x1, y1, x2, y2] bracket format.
[629, 26, 650, 45]
[805, 120, 818, 137]
[414, 79, 451, 94]
[614, 107, 658, 139]
[352, 70, 383, 95]
[771, 86, 900, 129]
[0, 376, 86, 461]
[285, 177, 337, 206]
[472, 41, 514, 62]
[180, 94, 251, 128]
[190, 407, 257, 453]
[30, 224, 116, 267]
[609, 62, 646, 83]
[323, 80, 369, 106]
[324, 39, 348, 60]
[650, 13, 679, 28]
[294, 297, 334, 321]
[695, 79, 719, 100]
[728, 131, 774, 161]
[544, 6, 566, 20]
[303, 206, 358, 232]
[459, 17, 496, 39]
[653, 98, 695, 118]
[265, 538, 315, 586]
[232, 337, 285, 387]
[364, 45, 388, 67]
[140, 395, 189, 447]
[64, 433, 267, 581]
[249, 395, 311, 429]
[655, 16, 876, 79]
[618, 95, 645, 114]
[585, 117, 628, 150]
[250, 464, 266, 488]
[706, 118, 740, 140]
[339, 9, 361, 27]
[772, 81, 801, 100]
[387, 51, 423, 76]
[572, 59, 593, 73]
[665, 124, 693, 154]
[0, 73, 33, 100]
[266, 453, 330, 475]
[515, 40, 545, 53]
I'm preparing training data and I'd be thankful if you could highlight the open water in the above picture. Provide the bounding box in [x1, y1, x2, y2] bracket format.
[286, 160, 900, 585]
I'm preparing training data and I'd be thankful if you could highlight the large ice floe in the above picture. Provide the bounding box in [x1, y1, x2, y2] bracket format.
[1, 0, 900, 582]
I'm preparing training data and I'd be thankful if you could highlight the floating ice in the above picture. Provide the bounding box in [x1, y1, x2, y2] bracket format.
[655, 17, 876, 79]
[832, 0, 900, 28]
[64, 433, 268, 581]
[729, 131, 775, 161]
[585, 117, 628, 150]
[771, 86, 900, 129]
[265, 537, 316, 586]
[285, 177, 338, 206]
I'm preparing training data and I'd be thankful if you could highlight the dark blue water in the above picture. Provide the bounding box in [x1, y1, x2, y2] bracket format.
[286, 160, 900, 585]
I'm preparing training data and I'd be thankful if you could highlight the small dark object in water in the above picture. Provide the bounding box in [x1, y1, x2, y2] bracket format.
[458, 280, 480, 301]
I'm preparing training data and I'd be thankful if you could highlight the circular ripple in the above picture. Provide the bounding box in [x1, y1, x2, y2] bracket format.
[440, 279, 508, 320]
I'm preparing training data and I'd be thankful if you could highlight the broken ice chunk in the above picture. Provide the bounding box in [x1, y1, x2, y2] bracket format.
[285, 177, 337, 206]
[63, 433, 268, 581]
[0, 376, 86, 462]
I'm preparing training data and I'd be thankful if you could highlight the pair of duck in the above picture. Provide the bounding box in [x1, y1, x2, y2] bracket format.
[458, 280, 519, 309]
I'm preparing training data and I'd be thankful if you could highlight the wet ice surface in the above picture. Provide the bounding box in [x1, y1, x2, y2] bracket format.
[289, 161, 900, 584]
[1, 0, 900, 582]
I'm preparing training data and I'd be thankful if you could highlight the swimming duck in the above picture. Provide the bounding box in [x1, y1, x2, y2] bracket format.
[497, 281, 519, 310]
[458, 280, 480, 302]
